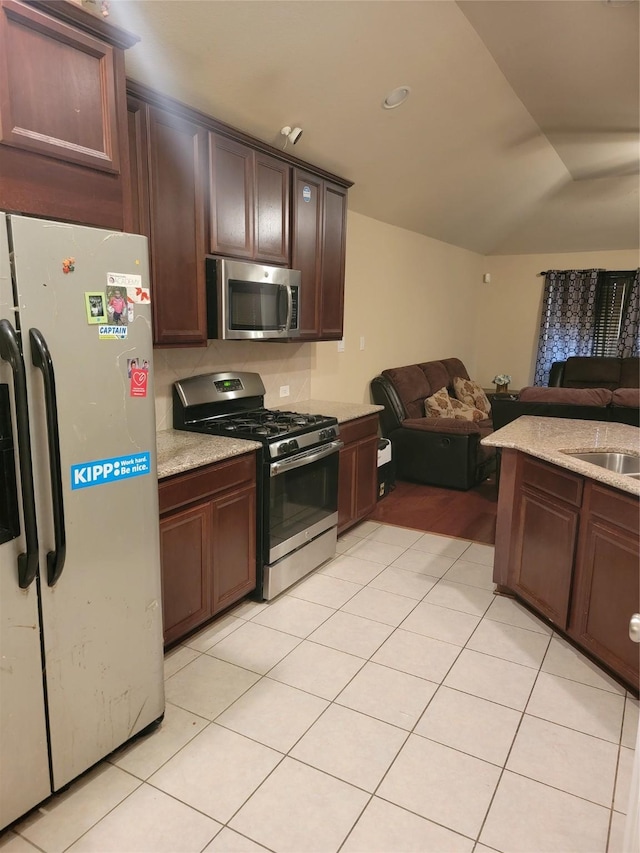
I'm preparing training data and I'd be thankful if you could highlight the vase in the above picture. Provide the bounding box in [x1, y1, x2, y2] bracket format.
[495, 383, 509, 394]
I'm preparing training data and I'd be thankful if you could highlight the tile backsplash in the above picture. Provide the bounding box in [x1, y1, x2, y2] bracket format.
[153, 340, 312, 431]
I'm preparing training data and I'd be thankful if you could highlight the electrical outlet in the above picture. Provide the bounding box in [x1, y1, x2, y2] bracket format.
[279, 385, 290, 398]
[360, 336, 365, 350]
[337, 339, 345, 352]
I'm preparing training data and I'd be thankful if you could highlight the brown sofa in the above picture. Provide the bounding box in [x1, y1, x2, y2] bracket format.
[370, 358, 496, 491]
[549, 356, 639, 389]
[492, 356, 640, 431]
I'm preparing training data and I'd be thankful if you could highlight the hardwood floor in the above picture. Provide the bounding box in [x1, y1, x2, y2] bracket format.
[368, 476, 498, 545]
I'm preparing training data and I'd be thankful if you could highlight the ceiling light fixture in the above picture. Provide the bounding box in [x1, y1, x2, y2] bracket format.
[382, 86, 411, 110]
[280, 126, 303, 148]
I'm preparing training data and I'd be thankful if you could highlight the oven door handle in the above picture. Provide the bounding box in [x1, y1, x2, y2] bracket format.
[270, 439, 343, 476]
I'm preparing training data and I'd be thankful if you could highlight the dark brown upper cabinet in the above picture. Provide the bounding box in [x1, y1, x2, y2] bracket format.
[209, 134, 290, 265]
[0, 0, 136, 230]
[127, 96, 208, 347]
[125, 80, 350, 348]
[292, 169, 347, 340]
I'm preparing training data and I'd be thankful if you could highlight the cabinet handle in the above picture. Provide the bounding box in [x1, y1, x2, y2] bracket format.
[629, 614, 640, 643]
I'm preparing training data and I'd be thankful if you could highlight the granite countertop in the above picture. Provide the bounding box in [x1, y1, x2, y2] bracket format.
[273, 399, 384, 423]
[156, 401, 382, 479]
[483, 416, 640, 496]
[156, 430, 261, 479]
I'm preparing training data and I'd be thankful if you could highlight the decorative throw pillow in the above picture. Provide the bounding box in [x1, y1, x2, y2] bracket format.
[425, 387, 487, 422]
[453, 377, 492, 417]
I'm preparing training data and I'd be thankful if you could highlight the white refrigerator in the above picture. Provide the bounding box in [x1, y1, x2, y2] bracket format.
[0, 213, 165, 830]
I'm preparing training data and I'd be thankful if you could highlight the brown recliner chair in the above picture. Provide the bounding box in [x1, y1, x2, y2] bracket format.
[371, 357, 495, 491]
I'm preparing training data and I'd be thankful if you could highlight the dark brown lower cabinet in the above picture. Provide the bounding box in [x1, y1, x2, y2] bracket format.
[496, 450, 639, 692]
[160, 502, 211, 646]
[508, 457, 581, 628]
[338, 415, 379, 535]
[159, 453, 257, 646]
[569, 483, 640, 689]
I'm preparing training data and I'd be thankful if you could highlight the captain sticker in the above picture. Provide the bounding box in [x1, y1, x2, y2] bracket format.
[98, 325, 128, 340]
[71, 452, 151, 490]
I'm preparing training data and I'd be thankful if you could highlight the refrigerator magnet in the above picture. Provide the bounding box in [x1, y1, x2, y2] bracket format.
[105, 284, 128, 325]
[129, 367, 148, 398]
[127, 357, 150, 377]
[98, 325, 128, 340]
[127, 284, 150, 304]
[85, 292, 107, 324]
[62, 256, 75, 274]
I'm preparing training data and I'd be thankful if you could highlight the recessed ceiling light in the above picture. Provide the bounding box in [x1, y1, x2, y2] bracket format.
[382, 86, 411, 110]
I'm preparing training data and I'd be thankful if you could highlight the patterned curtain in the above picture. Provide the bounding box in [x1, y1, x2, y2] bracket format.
[617, 269, 640, 357]
[533, 269, 600, 386]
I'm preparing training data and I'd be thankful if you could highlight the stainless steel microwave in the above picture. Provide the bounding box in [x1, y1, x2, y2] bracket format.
[206, 257, 301, 340]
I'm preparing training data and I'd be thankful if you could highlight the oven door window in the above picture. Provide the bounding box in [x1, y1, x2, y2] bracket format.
[228, 280, 286, 331]
[268, 450, 339, 561]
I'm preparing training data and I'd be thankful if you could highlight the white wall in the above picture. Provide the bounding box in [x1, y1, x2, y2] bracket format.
[310, 211, 484, 403]
[474, 249, 639, 390]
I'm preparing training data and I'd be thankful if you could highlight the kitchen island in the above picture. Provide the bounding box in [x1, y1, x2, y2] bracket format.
[483, 417, 639, 693]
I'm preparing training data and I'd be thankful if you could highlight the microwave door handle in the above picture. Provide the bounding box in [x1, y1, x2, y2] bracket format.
[0, 319, 39, 588]
[281, 284, 293, 332]
[29, 329, 66, 587]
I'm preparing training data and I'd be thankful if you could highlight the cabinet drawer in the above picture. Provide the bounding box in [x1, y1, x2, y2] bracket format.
[521, 456, 583, 506]
[340, 414, 379, 446]
[159, 453, 255, 513]
[587, 483, 639, 535]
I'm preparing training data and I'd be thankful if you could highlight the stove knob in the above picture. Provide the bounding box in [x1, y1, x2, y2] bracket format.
[288, 439, 299, 452]
[319, 430, 327, 441]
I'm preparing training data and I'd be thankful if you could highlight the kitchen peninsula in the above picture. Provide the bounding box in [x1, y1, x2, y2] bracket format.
[484, 417, 639, 692]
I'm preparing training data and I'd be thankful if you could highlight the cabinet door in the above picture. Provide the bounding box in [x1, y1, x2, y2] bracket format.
[147, 107, 207, 345]
[0, 0, 119, 172]
[355, 435, 378, 521]
[338, 443, 358, 534]
[160, 502, 212, 646]
[510, 487, 578, 628]
[291, 168, 323, 338]
[126, 96, 150, 238]
[570, 485, 640, 688]
[338, 416, 380, 535]
[209, 134, 254, 259]
[0, 0, 131, 230]
[254, 153, 290, 264]
[320, 181, 347, 339]
[211, 483, 257, 614]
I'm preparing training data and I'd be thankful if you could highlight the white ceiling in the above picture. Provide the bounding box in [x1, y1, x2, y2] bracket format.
[109, 0, 640, 256]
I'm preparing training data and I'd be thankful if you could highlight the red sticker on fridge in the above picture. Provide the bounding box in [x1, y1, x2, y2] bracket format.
[130, 369, 148, 398]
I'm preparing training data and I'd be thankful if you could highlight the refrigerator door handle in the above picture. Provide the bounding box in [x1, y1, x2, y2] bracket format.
[29, 328, 66, 587]
[0, 319, 39, 588]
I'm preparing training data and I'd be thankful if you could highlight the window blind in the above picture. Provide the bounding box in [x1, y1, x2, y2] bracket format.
[592, 271, 635, 357]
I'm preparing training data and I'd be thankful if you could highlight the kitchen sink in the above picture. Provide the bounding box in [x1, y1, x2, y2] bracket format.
[565, 451, 640, 475]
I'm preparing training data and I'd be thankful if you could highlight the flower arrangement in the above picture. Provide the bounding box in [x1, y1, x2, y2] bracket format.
[492, 374, 511, 392]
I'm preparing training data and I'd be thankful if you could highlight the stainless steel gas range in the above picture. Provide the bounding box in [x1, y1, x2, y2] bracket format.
[172, 372, 342, 599]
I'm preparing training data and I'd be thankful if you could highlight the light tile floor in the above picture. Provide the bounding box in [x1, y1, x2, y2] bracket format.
[3, 521, 638, 853]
